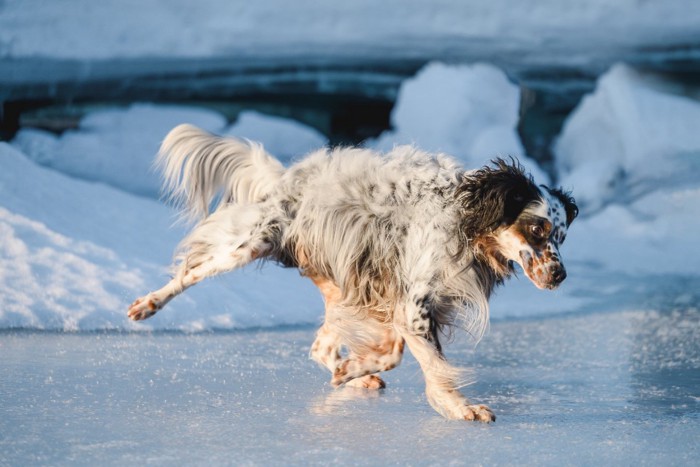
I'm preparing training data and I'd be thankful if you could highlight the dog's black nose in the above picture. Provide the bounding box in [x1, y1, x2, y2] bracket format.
[551, 266, 567, 284]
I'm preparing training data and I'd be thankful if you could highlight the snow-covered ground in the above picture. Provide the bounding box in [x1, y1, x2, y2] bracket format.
[2, 61, 699, 331]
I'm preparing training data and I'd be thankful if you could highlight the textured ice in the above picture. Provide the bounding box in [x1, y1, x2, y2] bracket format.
[1, 308, 698, 465]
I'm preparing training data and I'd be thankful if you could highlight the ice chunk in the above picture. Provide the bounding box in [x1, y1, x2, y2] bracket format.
[555, 64, 700, 212]
[371, 62, 547, 182]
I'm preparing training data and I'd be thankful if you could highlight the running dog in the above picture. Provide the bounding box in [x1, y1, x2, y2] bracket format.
[128, 124, 578, 422]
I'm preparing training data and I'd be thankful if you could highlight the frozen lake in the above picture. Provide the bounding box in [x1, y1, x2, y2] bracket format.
[2, 307, 698, 466]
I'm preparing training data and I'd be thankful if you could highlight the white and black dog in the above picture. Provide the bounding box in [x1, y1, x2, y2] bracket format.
[129, 124, 577, 422]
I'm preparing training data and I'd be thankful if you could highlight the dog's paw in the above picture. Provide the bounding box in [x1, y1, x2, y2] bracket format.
[127, 295, 161, 321]
[458, 404, 496, 423]
[345, 374, 386, 389]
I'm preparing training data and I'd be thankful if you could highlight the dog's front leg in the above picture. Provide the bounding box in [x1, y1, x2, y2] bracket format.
[396, 325, 495, 422]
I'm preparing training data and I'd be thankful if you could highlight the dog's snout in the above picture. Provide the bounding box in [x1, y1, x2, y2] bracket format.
[551, 265, 567, 284]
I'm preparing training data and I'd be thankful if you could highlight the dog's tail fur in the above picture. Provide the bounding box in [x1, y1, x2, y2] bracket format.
[157, 124, 285, 222]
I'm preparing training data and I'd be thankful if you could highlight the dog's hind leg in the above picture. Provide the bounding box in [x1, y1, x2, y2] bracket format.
[308, 277, 390, 389]
[311, 323, 397, 390]
[330, 327, 404, 388]
[128, 204, 275, 321]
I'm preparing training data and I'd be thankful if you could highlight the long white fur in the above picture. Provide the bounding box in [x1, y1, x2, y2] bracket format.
[157, 124, 284, 222]
[275, 146, 492, 341]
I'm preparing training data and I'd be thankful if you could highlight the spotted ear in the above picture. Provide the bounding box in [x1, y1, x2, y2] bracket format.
[456, 158, 540, 238]
[548, 188, 578, 226]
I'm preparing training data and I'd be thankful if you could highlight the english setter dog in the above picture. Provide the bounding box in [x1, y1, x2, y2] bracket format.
[128, 124, 578, 422]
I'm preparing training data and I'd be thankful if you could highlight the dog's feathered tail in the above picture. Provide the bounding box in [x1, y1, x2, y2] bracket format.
[157, 124, 285, 222]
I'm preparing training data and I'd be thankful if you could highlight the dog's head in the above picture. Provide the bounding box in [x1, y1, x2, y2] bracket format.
[457, 158, 578, 290]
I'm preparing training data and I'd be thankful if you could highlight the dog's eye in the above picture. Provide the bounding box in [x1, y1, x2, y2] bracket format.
[530, 225, 545, 238]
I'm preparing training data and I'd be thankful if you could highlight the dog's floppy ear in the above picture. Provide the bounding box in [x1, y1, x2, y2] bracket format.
[547, 187, 579, 226]
[456, 158, 539, 239]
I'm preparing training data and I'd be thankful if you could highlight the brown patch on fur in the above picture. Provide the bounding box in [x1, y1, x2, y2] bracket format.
[472, 233, 511, 277]
[296, 239, 397, 322]
[294, 242, 319, 278]
[310, 276, 343, 307]
[361, 375, 386, 389]
[334, 362, 348, 378]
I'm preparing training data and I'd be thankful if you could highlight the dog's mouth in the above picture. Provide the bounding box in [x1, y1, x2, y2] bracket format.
[519, 251, 567, 290]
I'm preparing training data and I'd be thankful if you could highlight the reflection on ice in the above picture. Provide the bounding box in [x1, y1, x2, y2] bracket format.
[310, 385, 383, 417]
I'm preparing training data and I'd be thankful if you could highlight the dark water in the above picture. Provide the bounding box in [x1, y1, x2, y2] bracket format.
[3, 45, 700, 169]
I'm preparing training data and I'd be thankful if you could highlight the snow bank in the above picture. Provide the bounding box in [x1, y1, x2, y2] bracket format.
[555, 64, 700, 212]
[0, 143, 320, 331]
[567, 186, 700, 276]
[3, 62, 700, 330]
[13, 105, 327, 199]
[13, 104, 227, 198]
[372, 62, 547, 181]
[490, 63, 700, 321]
[225, 111, 327, 163]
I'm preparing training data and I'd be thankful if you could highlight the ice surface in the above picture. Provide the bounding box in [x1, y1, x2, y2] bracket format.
[1, 308, 698, 465]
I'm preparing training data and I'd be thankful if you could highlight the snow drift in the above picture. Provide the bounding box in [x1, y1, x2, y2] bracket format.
[371, 62, 547, 182]
[0, 142, 320, 331]
[555, 64, 700, 213]
[13, 105, 328, 199]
